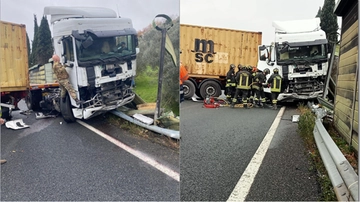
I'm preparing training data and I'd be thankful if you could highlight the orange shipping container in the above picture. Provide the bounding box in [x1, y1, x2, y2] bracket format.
[0, 21, 29, 92]
[180, 24, 262, 98]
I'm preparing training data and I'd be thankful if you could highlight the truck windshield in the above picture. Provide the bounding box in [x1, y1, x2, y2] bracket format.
[276, 44, 327, 64]
[75, 34, 136, 64]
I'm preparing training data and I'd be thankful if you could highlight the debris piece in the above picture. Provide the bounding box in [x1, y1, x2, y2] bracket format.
[133, 113, 154, 125]
[35, 112, 56, 119]
[5, 119, 30, 130]
[292, 115, 300, 123]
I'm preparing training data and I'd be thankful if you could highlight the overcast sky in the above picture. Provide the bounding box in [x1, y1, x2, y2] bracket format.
[0, 0, 179, 43]
[180, 0, 342, 45]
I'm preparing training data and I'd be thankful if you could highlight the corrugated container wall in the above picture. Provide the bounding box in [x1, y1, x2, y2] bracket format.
[0, 21, 29, 92]
[180, 24, 262, 78]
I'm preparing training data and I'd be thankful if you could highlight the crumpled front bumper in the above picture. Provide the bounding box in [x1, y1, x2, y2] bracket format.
[277, 91, 323, 102]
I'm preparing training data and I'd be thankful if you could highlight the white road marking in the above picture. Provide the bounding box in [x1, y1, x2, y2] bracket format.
[227, 106, 286, 202]
[76, 120, 180, 182]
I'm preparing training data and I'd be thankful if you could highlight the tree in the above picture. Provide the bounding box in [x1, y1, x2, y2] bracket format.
[315, 7, 322, 17]
[26, 32, 31, 67]
[29, 14, 39, 66]
[136, 17, 180, 114]
[320, 0, 338, 44]
[35, 16, 53, 65]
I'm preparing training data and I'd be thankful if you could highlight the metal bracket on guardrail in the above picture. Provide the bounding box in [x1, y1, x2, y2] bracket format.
[310, 102, 358, 201]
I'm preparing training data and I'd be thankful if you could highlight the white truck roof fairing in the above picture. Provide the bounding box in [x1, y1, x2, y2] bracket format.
[275, 30, 327, 44]
[51, 18, 134, 37]
[273, 18, 321, 34]
[44, 6, 118, 24]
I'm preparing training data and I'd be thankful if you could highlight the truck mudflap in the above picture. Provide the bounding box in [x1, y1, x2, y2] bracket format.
[277, 90, 323, 102]
[72, 93, 136, 120]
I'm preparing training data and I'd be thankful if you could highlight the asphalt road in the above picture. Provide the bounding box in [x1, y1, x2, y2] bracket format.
[1, 110, 179, 201]
[180, 100, 320, 201]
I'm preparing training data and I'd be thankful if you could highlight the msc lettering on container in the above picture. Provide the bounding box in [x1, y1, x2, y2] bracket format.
[191, 39, 216, 63]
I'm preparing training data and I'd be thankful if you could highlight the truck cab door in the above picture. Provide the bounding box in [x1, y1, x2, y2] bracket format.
[60, 36, 80, 99]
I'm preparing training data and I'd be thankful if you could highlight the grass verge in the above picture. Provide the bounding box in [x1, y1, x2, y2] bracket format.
[297, 104, 358, 201]
[106, 113, 179, 151]
[134, 66, 158, 103]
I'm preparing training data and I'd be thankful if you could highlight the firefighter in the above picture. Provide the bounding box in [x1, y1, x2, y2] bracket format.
[249, 66, 260, 104]
[231, 65, 252, 108]
[180, 62, 189, 103]
[253, 68, 270, 107]
[225, 64, 236, 102]
[236, 64, 243, 74]
[267, 68, 282, 110]
[0, 107, 6, 165]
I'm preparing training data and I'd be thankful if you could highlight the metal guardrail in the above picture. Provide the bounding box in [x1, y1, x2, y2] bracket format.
[110, 110, 180, 139]
[310, 103, 358, 201]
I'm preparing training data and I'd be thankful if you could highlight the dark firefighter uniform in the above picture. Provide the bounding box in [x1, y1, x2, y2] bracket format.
[267, 68, 282, 110]
[252, 68, 270, 107]
[225, 64, 236, 102]
[231, 66, 252, 108]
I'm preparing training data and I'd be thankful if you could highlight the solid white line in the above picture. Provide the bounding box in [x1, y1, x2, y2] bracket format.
[227, 106, 286, 202]
[76, 120, 180, 182]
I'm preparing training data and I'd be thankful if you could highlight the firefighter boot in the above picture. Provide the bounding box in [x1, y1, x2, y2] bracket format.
[244, 103, 248, 109]
[273, 103, 277, 110]
[230, 98, 237, 108]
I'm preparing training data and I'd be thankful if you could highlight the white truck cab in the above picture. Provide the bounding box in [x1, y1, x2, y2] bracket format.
[44, 6, 139, 122]
[257, 18, 328, 102]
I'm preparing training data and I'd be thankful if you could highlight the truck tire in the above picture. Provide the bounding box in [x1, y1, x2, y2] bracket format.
[200, 80, 222, 99]
[1, 107, 11, 120]
[195, 88, 202, 99]
[26, 90, 42, 111]
[183, 80, 195, 99]
[60, 94, 76, 123]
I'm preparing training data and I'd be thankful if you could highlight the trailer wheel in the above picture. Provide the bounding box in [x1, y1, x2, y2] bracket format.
[60, 94, 76, 123]
[1, 107, 11, 120]
[195, 88, 202, 99]
[200, 80, 222, 99]
[26, 90, 42, 111]
[183, 80, 195, 99]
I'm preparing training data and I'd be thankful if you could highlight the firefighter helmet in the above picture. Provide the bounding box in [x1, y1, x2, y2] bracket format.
[230, 64, 235, 69]
[273, 68, 279, 74]
[264, 68, 270, 75]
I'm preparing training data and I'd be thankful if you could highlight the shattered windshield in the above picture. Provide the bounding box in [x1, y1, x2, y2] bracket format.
[75, 34, 136, 64]
[276, 44, 327, 64]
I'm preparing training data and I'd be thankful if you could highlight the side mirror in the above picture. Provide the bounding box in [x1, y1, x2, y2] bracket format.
[136, 47, 140, 54]
[327, 53, 331, 59]
[260, 54, 267, 61]
[259, 45, 267, 51]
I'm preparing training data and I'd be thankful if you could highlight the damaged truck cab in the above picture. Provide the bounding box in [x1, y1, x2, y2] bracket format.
[44, 6, 139, 122]
[257, 18, 329, 102]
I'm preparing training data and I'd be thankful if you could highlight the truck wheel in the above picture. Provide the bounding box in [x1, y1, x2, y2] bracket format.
[200, 80, 222, 99]
[1, 107, 11, 120]
[195, 88, 203, 99]
[26, 90, 42, 111]
[60, 94, 76, 123]
[183, 80, 195, 99]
